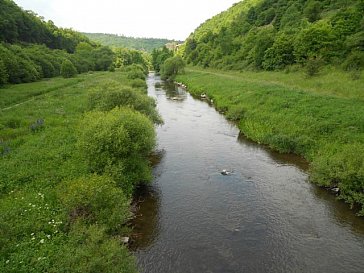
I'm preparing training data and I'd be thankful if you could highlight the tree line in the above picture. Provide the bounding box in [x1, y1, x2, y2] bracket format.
[83, 32, 181, 53]
[0, 0, 155, 86]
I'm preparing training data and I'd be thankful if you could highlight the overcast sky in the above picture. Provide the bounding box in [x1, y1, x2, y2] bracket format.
[14, 0, 239, 40]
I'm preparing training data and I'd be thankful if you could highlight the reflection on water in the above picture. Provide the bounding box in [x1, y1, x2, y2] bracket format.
[130, 184, 161, 250]
[133, 73, 364, 273]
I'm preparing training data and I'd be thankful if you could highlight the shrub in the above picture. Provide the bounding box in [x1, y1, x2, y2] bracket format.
[0, 60, 8, 85]
[78, 107, 156, 194]
[305, 56, 324, 77]
[51, 223, 137, 273]
[130, 78, 147, 91]
[60, 59, 77, 78]
[58, 175, 130, 231]
[87, 80, 162, 124]
[126, 69, 146, 80]
[343, 51, 364, 72]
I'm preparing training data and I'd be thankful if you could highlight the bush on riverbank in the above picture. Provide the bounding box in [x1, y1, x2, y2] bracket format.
[177, 68, 364, 215]
[87, 79, 163, 124]
[78, 107, 156, 195]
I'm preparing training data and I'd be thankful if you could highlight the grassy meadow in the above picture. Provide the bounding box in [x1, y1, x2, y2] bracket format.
[0, 67, 157, 272]
[177, 67, 364, 215]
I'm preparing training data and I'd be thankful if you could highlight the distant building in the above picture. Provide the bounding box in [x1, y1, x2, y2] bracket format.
[165, 42, 182, 53]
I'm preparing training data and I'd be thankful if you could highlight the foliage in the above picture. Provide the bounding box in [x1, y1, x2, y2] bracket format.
[0, 0, 94, 52]
[183, 0, 363, 73]
[87, 79, 163, 124]
[78, 107, 156, 194]
[60, 59, 78, 78]
[114, 48, 150, 71]
[52, 223, 137, 273]
[160, 56, 186, 80]
[83, 32, 180, 52]
[177, 67, 364, 214]
[58, 175, 130, 231]
[0, 59, 8, 85]
[151, 46, 173, 72]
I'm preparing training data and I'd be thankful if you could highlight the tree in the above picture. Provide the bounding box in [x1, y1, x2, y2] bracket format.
[160, 56, 186, 80]
[60, 59, 77, 78]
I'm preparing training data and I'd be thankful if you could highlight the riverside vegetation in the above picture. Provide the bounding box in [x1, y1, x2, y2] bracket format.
[0, 64, 161, 272]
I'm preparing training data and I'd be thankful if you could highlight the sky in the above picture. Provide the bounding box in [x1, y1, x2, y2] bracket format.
[14, 0, 239, 41]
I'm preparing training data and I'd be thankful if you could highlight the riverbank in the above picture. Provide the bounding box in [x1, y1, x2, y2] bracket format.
[176, 67, 364, 215]
[0, 67, 158, 272]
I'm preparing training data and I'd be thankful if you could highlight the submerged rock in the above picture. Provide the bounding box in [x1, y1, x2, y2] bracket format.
[221, 169, 231, 175]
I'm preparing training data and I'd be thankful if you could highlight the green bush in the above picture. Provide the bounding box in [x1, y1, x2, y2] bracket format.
[58, 175, 130, 231]
[87, 80, 163, 124]
[51, 223, 137, 273]
[126, 69, 146, 80]
[60, 59, 78, 78]
[130, 78, 147, 91]
[0, 60, 8, 85]
[343, 51, 364, 72]
[78, 107, 156, 194]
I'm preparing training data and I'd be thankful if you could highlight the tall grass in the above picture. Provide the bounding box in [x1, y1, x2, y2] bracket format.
[177, 67, 364, 215]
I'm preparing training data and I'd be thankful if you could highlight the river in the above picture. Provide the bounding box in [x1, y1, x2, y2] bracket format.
[131, 73, 364, 273]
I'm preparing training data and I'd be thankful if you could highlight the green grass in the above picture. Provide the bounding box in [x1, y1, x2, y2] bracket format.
[177, 67, 364, 215]
[0, 70, 155, 272]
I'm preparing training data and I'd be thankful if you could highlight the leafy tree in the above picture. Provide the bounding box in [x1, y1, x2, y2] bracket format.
[60, 59, 78, 78]
[263, 34, 295, 70]
[160, 56, 186, 80]
[294, 21, 337, 62]
[304, 1, 322, 23]
[92, 46, 115, 71]
[151, 46, 173, 72]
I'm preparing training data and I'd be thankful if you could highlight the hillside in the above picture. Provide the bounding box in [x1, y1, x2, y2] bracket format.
[184, 0, 364, 72]
[0, 0, 93, 53]
[83, 32, 181, 52]
[0, 0, 117, 85]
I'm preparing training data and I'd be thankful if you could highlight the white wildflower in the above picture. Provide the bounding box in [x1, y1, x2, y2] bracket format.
[40, 239, 44, 244]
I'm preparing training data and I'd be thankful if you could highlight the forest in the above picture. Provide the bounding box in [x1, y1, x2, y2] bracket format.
[183, 0, 363, 75]
[83, 32, 180, 52]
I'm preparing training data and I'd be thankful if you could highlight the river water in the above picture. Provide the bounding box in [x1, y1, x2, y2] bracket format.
[132, 73, 364, 273]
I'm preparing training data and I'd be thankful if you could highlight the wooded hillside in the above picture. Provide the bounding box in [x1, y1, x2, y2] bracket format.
[184, 0, 364, 72]
[83, 33, 180, 52]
